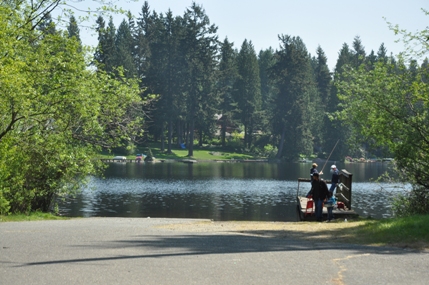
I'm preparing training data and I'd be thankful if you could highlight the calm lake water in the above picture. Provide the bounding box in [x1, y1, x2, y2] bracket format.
[57, 161, 408, 221]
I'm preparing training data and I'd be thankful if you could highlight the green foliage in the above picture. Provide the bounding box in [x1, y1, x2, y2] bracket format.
[144, 148, 155, 161]
[145, 143, 255, 160]
[269, 35, 315, 160]
[0, 3, 143, 214]
[0, 211, 68, 222]
[336, 15, 429, 214]
[312, 46, 331, 157]
[353, 214, 429, 247]
[233, 40, 261, 148]
[262, 144, 277, 158]
[337, 60, 429, 188]
[391, 186, 429, 217]
[218, 38, 239, 147]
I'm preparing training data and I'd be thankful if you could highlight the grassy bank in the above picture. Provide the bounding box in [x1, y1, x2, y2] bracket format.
[348, 215, 429, 248]
[0, 211, 69, 222]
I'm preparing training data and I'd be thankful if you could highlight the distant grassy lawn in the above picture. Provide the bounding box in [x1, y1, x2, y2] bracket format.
[152, 148, 256, 160]
[97, 143, 261, 161]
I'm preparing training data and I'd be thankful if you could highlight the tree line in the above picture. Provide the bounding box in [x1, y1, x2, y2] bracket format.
[91, 1, 412, 162]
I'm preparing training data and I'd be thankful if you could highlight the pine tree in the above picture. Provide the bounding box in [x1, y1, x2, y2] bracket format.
[258, 47, 276, 138]
[67, 16, 80, 40]
[233, 39, 261, 149]
[149, 10, 185, 152]
[180, 3, 219, 157]
[352, 36, 366, 68]
[269, 35, 314, 160]
[115, 18, 137, 78]
[376, 43, 388, 63]
[218, 38, 238, 147]
[37, 12, 56, 35]
[331, 42, 358, 160]
[94, 16, 116, 73]
[313, 46, 332, 154]
[259, 48, 276, 109]
[366, 50, 377, 69]
[135, 1, 154, 83]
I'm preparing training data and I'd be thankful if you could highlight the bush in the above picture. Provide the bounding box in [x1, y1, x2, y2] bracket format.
[391, 186, 429, 217]
[144, 148, 155, 162]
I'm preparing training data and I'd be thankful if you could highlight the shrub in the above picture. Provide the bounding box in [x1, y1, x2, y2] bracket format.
[391, 186, 429, 217]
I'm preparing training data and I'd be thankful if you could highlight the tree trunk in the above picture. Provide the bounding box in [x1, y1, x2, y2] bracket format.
[221, 119, 226, 147]
[276, 125, 287, 159]
[160, 123, 165, 152]
[177, 120, 182, 147]
[188, 119, 195, 157]
[199, 129, 203, 147]
[167, 118, 173, 154]
[244, 123, 248, 149]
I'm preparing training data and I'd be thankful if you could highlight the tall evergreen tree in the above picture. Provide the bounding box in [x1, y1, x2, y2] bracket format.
[258, 47, 276, 133]
[135, 1, 154, 82]
[334, 43, 353, 73]
[376, 43, 388, 63]
[180, 3, 219, 157]
[148, 10, 185, 152]
[331, 42, 359, 160]
[37, 12, 56, 35]
[94, 16, 116, 73]
[313, 46, 332, 153]
[269, 35, 314, 160]
[233, 39, 261, 149]
[218, 38, 238, 147]
[67, 15, 81, 43]
[115, 18, 137, 78]
[352, 36, 366, 67]
[366, 50, 377, 69]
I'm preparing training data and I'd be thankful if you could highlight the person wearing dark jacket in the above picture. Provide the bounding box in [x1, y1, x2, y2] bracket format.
[308, 172, 331, 222]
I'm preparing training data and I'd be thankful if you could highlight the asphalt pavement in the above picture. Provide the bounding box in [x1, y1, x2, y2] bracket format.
[1, 218, 428, 285]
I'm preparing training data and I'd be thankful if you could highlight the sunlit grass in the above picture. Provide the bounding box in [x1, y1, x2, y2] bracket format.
[352, 215, 429, 247]
[0, 211, 69, 222]
[95, 144, 258, 161]
[143, 143, 257, 160]
[153, 149, 255, 160]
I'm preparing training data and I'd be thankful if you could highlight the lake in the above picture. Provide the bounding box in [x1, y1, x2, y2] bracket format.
[57, 161, 407, 221]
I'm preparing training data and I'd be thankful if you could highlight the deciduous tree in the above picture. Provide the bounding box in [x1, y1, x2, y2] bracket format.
[0, 1, 143, 214]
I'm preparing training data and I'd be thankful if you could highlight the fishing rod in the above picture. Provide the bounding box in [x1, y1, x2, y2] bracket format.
[320, 139, 340, 175]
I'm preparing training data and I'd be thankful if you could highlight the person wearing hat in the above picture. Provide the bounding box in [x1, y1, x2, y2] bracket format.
[305, 162, 323, 198]
[310, 163, 323, 182]
[308, 172, 331, 222]
[330, 165, 339, 193]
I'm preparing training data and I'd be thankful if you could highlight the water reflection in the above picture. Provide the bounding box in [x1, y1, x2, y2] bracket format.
[57, 161, 407, 221]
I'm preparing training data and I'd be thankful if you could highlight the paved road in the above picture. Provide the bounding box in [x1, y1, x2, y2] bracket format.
[1, 218, 427, 285]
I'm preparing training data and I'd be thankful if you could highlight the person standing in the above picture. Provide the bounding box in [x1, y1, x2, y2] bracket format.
[308, 172, 331, 222]
[330, 165, 339, 193]
[308, 163, 322, 197]
[310, 163, 322, 182]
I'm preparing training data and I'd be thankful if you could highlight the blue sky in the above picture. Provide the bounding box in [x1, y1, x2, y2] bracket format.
[70, 0, 428, 71]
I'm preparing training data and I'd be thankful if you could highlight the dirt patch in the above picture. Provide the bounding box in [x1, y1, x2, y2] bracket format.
[158, 220, 365, 240]
[157, 220, 429, 251]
